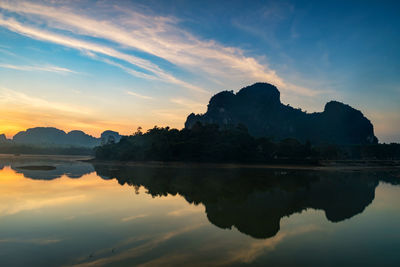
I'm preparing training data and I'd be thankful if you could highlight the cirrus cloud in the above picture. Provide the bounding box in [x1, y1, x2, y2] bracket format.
[0, 0, 318, 96]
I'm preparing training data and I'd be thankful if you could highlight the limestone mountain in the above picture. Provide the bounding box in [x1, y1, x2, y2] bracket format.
[10, 127, 122, 148]
[185, 83, 378, 145]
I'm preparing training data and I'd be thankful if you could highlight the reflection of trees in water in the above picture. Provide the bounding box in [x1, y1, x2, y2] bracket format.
[0, 158, 94, 180]
[2, 157, 398, 239]
[93, 164, 400, 239]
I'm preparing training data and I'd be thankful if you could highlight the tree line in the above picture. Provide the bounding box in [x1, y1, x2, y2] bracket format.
[95, 123, 400, 163]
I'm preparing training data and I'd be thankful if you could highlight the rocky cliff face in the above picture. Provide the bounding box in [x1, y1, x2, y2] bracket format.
[185, 83, 378, 145]
[0, 134, 9, 143]
[101, 130, 122, 145]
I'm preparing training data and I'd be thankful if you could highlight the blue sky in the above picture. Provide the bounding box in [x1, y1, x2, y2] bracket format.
[0, 0, 399, 142]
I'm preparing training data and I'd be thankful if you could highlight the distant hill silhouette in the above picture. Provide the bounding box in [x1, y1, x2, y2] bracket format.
[7, 127, 122, 148]
[185, 83, 378, 145]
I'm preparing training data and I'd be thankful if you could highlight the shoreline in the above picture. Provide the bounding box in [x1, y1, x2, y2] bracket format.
[87, 159, 400, 171]
[1, 154, 399, 171]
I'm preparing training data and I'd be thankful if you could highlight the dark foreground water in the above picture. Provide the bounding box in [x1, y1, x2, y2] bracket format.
[0, 155, 400, 267]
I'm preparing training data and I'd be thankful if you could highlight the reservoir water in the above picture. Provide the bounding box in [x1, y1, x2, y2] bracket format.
[0, 155, 399, 266]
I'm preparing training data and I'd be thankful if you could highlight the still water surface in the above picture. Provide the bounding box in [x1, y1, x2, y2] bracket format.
[0, 155, 399, 266]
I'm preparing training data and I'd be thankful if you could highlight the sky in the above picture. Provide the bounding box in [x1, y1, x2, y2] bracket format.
[0, 0, 399, 142]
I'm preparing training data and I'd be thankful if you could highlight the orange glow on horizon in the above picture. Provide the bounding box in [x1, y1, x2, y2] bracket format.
[0, 165, 197, 218]
[0, 107, 185, 138]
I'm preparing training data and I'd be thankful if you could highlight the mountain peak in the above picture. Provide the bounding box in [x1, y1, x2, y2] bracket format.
[185, 83, 378, 145]
[236, 82, 280, 103]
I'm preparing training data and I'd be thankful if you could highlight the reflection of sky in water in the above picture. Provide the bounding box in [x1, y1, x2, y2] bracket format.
[0, 158, 399, 266]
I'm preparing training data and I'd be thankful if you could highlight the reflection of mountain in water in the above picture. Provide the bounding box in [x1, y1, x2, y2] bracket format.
[0, 158, 94, 180]
[93, 164, 399, 239]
